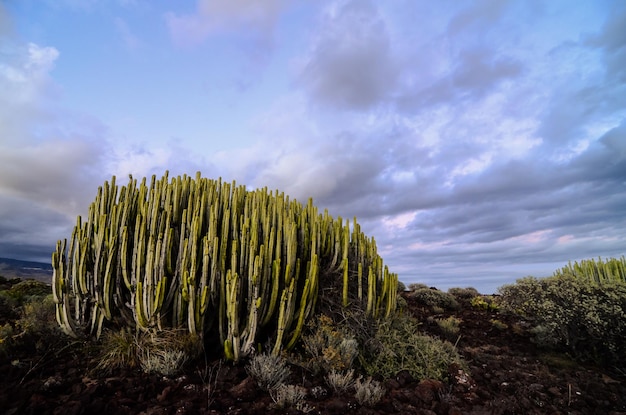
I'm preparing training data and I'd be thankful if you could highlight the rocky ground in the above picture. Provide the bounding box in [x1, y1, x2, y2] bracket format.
[1, 291, 625, 415]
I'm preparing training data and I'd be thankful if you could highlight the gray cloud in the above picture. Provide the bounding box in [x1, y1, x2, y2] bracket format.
[298, 0, 398, 110]
[0, 31, 114, 262]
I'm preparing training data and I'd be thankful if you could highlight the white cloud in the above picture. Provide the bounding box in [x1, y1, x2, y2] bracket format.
[165, 0, 291, 46]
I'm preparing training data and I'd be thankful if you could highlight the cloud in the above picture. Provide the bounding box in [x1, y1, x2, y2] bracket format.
[108, 139, 217, 181]
[0, 31, 111, 260]
[587, 4, 626, 82]
[298, 0, 398, 110]
[165, 0, 291, 47]
[599, 119, 626, 159]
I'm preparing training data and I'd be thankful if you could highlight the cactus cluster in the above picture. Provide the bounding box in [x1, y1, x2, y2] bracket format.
[553, 256, 626, 284]
[52, 172, 398, 361]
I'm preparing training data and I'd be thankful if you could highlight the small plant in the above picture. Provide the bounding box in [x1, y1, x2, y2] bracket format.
[17, 295, 59, 337]
[270, 384, 310, 411]
[140, 329, 197, 376]
[97, 327, 198, 376]
[140, 349, 187, 376]
[197, 359, 222, 409]
[360, 313, 467, 380]
[96, 328, 139, 373]
[0, 293, 65, 361]
[325, 369, 356, 394]
[431, 306, 445, 314]
[470, 295, 499, 311]
[411, 288, 460, 310]
[448, 287, 480, 301]
[354, 376, 385, 407]
[298, 314, 359, 374]
[0, 292, 19, 321]
[436, 316, 462, 341]
[490, 319, 508, 331]
[0, 323, 15, 357]
[246, 352, 291, 391]
[407, 283, 429, 291]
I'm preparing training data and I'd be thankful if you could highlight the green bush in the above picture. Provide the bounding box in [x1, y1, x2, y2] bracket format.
[5, 280, 50, 304]
[448, 287, 480, 301]
[17, 295, 58, 337]
[0, 323, 15, 357]
[96, 328, 140, 373]
[0, 292, 19, 322]
[470, 295, 499, 311]
[0, 294, 65, 359]
[436, 316, 462, 341]
[360, 313, 466, 380]
[410, 288, 460, 311]
[498, 275, 626, 370]
[295, 314, 359, 375]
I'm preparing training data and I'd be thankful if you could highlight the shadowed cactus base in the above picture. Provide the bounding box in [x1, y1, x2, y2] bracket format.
[51, 172, 398, 362]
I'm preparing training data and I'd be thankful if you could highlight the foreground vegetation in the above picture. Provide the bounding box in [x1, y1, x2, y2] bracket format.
[1, 254, 625, 413]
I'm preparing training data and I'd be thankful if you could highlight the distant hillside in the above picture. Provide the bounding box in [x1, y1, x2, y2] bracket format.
[0, 257, 53, 284]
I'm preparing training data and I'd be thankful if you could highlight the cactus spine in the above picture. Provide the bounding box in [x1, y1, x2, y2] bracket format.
[52, 172, 399, 362]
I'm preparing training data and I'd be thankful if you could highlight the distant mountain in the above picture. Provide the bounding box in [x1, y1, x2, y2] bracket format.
[0, 257, 53, 284]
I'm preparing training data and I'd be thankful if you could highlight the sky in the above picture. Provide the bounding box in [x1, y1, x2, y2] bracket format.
[1, 0, 625, 293]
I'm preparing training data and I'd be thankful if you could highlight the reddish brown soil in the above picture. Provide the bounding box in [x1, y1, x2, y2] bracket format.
[1, 293, 625, 415]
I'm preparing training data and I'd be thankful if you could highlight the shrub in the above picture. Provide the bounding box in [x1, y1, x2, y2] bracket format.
[498, 275, 626, 370]
[246, 352, 291, 391]
[0, 294, 64, 359]
[360, 313, 466, 380]
[325, 369, 356, 394]
[448, 287, 480, 301]
[407, 283, 429, 291]
[0, 292, 19, 322]
[138, 329, 197, 376]
[490, 319, 508, 331]
[410, 288, 460, 310]
[96, 328, 140, 373]
[18, 295, 58, 336]
[354, 376, 385, 407]
[270, 384, 310, 411]
[470, 295, 499, 311]
[436, 316, 462, 341]
[6, 280, 50, 303]
[297, 314, 359, 374]
[0, 323, 15, 358]
[97, 327, 199, 376]
[140, 349, 187, 376]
